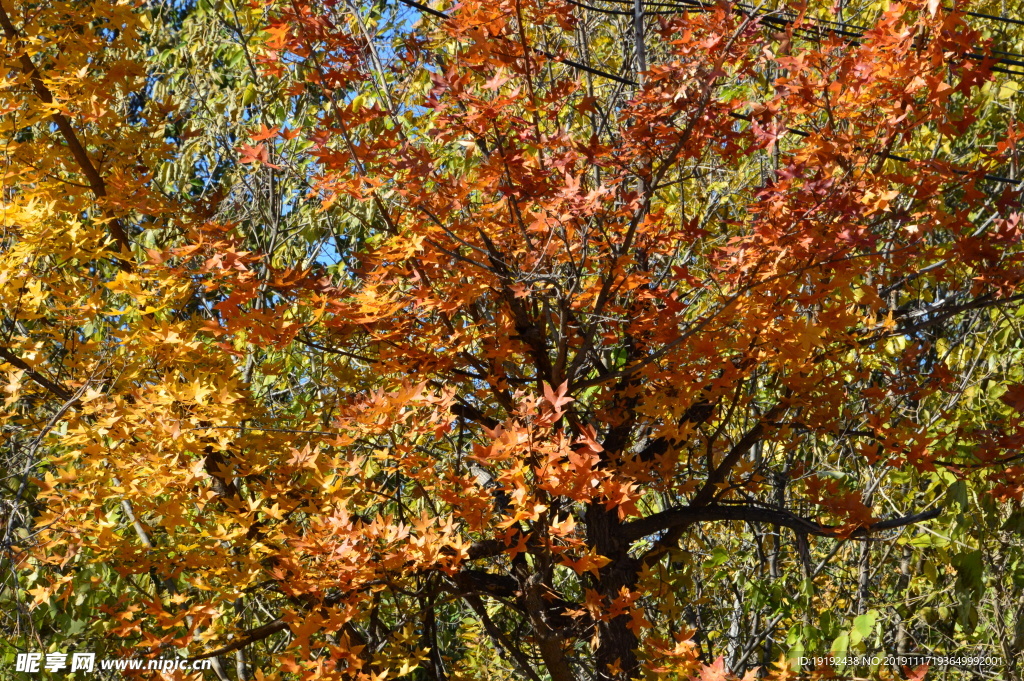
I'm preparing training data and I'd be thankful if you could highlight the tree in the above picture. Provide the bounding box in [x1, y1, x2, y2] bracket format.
[2, 0, 1024, 679]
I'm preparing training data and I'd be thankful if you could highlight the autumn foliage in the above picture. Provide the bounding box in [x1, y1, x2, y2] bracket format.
[2, 0, 1024, 679]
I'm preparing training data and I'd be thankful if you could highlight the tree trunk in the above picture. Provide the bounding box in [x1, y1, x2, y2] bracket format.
[588, 504, 641, 680]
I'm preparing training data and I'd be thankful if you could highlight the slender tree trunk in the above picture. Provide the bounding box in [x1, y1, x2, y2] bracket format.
[856, 490, 875, 616]
[421, 597, 449, 681]
[895, 545, 912, 655]
[588, 504, 641, 681]
[856, 540, 870, 616]
[524, 573, 576, 681]
[633, 0, 646, 83]
[726, 591, 743, 671]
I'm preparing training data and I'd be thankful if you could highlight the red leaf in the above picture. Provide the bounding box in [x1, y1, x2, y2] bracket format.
[237, 143, 282, 169]
[1001, 384, 1024, 412]
[238, 143, 268, 165]
[903, 663, 929, 681]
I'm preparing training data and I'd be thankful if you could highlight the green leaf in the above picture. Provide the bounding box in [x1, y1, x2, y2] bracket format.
[952, 550, 985, 597]
[242, 83, 258, 106]
[703, 547, 729, 568]
[850, 610, 877, 646]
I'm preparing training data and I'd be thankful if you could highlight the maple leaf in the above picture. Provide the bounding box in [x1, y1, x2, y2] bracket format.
[542, 380, 573, 411]
[691, 656, 729, 681]
[26, 585, 53, 609]
[509, 282, 529, 298]
[560, 550, 611, 578]
[237, 143, 283, 169]
[766, 654, 794, 680]
[252, 124, 281, 141]
[903, 664, 929, 681]
[626, 607, 651, 636]
[238, 143, 268, 165]
[1000, 384, 1024, 412]
[264, 23, 290, 50]
[483, 70, 511, 91]
[2, 370, 23, 407]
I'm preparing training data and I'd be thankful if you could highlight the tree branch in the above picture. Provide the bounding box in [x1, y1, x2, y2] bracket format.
[185, 619, 288, 661]
[0, 347, 73, 401]
[690, 404, 784, 507]
[466, 595, 544, 681]
[618, 503, 941, 543]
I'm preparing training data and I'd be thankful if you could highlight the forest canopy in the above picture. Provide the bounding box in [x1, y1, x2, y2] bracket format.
[2, 0, 1024, 680]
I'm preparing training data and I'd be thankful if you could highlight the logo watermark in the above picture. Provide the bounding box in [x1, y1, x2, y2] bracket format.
[14, 652, 213, 673]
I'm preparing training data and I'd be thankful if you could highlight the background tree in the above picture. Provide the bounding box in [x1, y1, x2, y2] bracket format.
[2, 0, 1024, 680]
